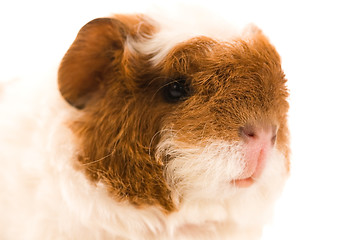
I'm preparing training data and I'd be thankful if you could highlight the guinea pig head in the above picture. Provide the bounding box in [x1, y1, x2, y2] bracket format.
[58, 15, 289, 212]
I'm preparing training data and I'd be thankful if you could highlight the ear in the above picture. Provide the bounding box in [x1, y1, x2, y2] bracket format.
[58, 15, 154, 109]
[58, 18, 124, 109]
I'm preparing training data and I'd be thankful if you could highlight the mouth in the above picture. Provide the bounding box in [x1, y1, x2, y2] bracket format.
[231, 177, 255, 188]
[231, 149, 267, 188]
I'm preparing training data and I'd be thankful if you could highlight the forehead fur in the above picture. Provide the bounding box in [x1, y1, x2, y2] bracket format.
[131, 9, 256, 66]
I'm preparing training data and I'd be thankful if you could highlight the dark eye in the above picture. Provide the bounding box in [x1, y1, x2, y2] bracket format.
[163, 78, 189, 103]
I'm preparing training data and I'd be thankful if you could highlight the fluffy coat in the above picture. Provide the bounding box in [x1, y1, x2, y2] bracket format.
[0, 11, 289, 240]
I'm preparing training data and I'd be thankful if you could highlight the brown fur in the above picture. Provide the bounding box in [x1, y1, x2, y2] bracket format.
[58, 15, 289, 212]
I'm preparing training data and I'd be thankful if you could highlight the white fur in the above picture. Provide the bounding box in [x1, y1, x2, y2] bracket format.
[0, 78, 287, 239]
[157, 132, 288, 239]
[0, 10, 288, 240]
[158, 135, 248, 202]
[132, 6, 250, 66]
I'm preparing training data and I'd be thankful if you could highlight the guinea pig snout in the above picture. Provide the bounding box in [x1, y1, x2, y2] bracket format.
[233, 124, 277, 187]
[238, 124, 277, 145]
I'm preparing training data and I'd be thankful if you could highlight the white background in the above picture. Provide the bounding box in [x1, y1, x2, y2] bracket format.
[1, 0, 360, 239]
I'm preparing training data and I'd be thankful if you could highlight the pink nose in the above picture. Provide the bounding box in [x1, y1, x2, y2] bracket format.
[238, 124, 277, 145]
[233, 124, 277, 187]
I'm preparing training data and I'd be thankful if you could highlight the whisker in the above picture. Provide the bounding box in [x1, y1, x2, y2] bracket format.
[148, 128, 175, 157]
[81, 142, 117, 166]
[150, 80, 175, 101]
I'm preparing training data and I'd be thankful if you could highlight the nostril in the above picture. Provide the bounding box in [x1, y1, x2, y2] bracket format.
[271, 125, 278, 145]
[239, 124, 278, 143]
[271, 133, 277, 145]
[238, 125, 257, 139]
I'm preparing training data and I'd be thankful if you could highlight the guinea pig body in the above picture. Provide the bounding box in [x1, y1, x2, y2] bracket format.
[0, 10, 289, 240]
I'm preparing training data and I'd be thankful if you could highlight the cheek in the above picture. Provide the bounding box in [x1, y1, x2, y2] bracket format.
[157, 138, 248, 200]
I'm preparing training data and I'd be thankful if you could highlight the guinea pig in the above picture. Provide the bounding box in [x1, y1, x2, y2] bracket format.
[0, 10, 289, 240]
